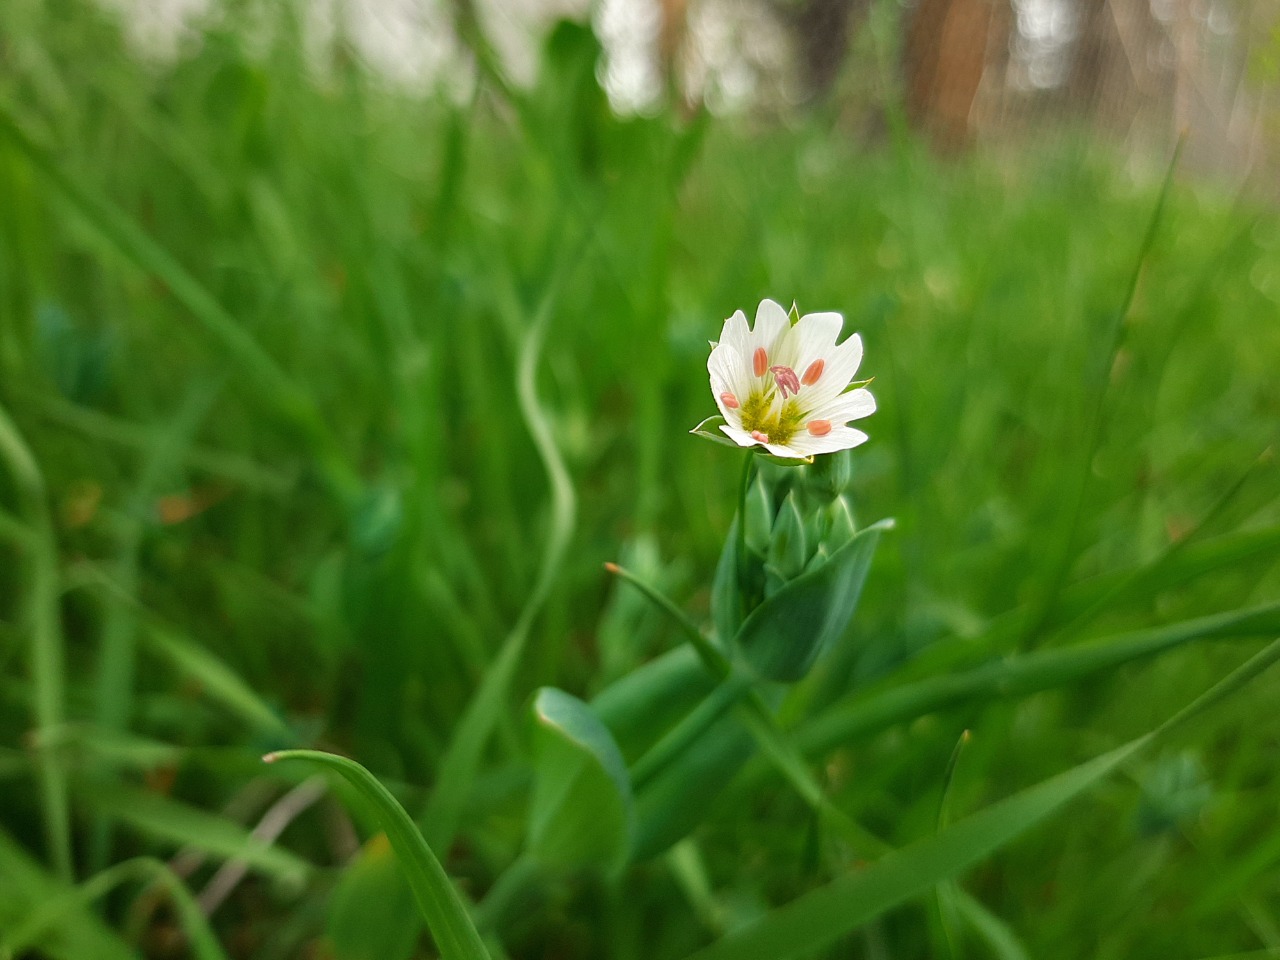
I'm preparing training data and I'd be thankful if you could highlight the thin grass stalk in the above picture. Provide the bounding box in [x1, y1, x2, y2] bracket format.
[0, 401, 71, 880]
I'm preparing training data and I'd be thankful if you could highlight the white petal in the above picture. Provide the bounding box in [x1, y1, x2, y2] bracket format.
[708, 342, 753, 416]
[785, 426, 870, 457]
[717, 309, 751, 358]
[752, 299, 790, 353]
[707, 342, 743, 392]
[719, 424, 761, 448]
[763, 441, 810, 460]
[810, 387, 876, 425]
[803, 332, 865, 407]
[795, 312, 843, 355]
[777, 310, 843, 381]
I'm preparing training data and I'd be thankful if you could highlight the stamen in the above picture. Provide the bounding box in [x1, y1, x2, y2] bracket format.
[802, 359, 824, 385]
[753, 347, 768, 377]
[720, 391, 740, 409]
[807, 420, 832, 437]
[750, 430, 770, 444]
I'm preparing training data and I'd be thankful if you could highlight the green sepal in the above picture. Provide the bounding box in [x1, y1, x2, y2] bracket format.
[803, 543, 830, 575]
[688, 415, 741, 448]
[687, 416, 817, 464]
[528, 688, 634, 873]
[768, 491, 809, 581]
[788, 301, 802, 325]
[733, 518, 893, 682]
[823, 496, 857, 552]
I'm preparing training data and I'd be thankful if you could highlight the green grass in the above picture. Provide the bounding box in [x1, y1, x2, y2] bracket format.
[1, 1, 1279, 958]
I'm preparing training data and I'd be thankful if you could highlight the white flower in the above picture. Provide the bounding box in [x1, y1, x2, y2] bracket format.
[704, 299, 875, 460]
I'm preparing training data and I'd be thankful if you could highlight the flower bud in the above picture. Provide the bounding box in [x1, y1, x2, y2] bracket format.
[744, 475, 773, 556]
[805, 449, 852, 503]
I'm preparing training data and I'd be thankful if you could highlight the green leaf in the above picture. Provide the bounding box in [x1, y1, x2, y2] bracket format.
[632, 713, 755, 862]
[326, 834, 423, 960]
[682, 638, 1280, 960]
[529, 688, 634, 872]
[265, 749, 491, 960]
[592, 645, 718, 762]
[734, 519, 891, 681]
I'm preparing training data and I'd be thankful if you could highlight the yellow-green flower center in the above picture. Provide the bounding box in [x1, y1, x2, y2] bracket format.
[740, 391, 804, 444]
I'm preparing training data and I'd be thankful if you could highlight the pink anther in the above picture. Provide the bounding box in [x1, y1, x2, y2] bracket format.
[753, 347, 768, 377]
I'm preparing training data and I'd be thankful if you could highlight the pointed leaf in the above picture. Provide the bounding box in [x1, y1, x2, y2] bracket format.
[529, 688, 634, 872]
[734, 519, 892, 681]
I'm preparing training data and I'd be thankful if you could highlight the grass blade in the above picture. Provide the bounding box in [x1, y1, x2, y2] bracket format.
[0, 104, 357, 500]
[793, 601, 1280, 759]
[0, 401, 71, 879]
[84, 783, 311, 889]
[683, 637, 1280, 960]
[1017, 139, 1183, 648]
[0, 829, 137, 960]
[264, 749, 492, 960]
[140, 623, 294, 743]
[418, 242, 581, 852]
[5, 856, 229, 960]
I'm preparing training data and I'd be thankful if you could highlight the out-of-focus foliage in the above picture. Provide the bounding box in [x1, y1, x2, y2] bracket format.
[1, 0, 1279, 958]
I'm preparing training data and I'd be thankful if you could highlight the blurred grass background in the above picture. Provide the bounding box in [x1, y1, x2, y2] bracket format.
[1, 0, 1280, 957]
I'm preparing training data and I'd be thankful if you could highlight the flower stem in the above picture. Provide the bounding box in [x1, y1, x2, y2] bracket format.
[605, 563, 729, 679]
[630, 675, 751, 791]
[474, 852, 544, 933]
[735, 451, 754, 607]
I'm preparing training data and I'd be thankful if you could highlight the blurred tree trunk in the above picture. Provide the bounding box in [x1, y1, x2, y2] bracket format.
[784, 0, 872, 101]
[1066, 0, 1164, 132]
[658, 0, 687, 90]
[903, 0, 1005, 150]
[1068, 0, 1130, 128]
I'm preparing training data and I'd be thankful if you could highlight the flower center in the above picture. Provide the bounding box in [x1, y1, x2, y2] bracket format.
[740, 391, 805, 445]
